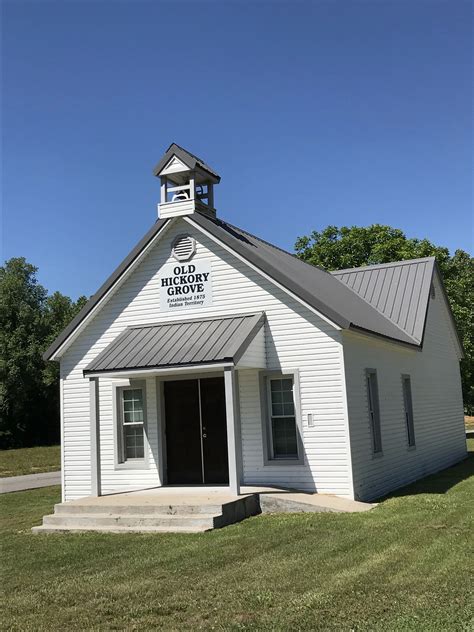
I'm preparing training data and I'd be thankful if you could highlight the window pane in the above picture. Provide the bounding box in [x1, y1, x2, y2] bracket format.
[272, 417, 298, 458]
[283, 402, 295, 416]
[122, 388, 144, 424]
[271, 390, 283, 404]
[270, 379, 282, 392]
[269, 376, 295, 417]
[403, 377, 415, 447]
[272, 402, 284, 416]
[366, 371, 382, 454]
[124, 425, 144, 459]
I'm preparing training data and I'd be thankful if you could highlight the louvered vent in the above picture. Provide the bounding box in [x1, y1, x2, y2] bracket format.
[172, 234, 196, 261]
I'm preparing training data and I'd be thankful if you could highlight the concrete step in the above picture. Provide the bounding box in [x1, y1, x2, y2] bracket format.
[33, 493, 261, 534]
[41, 512, 221, 530]
[32, 524, 207, 534]
[54, 502, 227, 516]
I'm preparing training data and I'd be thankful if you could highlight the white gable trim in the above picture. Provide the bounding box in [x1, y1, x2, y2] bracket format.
[160, 155, 190, 176]
[184, 216, 341, 331]
[50, 219, 177, 360]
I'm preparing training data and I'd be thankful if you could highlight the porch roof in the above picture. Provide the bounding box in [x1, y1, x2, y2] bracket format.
[83, 313, 264, 376]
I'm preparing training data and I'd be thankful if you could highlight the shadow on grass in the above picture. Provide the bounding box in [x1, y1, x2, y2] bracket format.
[380, 448, 474, 500]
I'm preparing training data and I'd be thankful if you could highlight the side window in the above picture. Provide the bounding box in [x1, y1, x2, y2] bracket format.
[402, 375, 416, 448]
[366, 369, 382, 454]
[117, 384, 146, 462]
[267, 376, 298, 459]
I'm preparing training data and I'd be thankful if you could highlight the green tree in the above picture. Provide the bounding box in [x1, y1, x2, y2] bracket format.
[295, 225, 474, 414]
[0, 258, 87, 448]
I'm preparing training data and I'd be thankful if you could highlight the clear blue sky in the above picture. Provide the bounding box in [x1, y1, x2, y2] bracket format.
[2, 0, 472, 300]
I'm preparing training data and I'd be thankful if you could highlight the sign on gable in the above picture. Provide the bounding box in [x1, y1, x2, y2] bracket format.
[160, 260, 213, 312]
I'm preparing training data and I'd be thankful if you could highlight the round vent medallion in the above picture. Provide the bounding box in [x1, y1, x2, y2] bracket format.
[171, 234, 196, 262]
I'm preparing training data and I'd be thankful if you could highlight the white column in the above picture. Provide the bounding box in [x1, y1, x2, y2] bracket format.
[224, 366, 241, 496]
[160, 177, 167, 204]
[207, 184, 214, 209]
[89, 377, 102, 497]
[189, 171, 196, 200]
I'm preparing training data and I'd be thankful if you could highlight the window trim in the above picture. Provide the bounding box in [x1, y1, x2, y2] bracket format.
[113, 379, 149, 470]
[401, 374, 416, 449]
[365, 368, 383, 456]
[259, 370, 304, 466]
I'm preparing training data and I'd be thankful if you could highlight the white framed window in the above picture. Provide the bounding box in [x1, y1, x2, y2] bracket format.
[260, 372, 303, 464]
[366, 369, 382, 455]
[402, 375, 416, 448]
[116, 381, 147, 464]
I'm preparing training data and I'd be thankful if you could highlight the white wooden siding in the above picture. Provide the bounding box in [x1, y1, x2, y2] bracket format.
[236, 326, 266, 369]
[343, 272, 467, 501]
[60, 217, 352, 500]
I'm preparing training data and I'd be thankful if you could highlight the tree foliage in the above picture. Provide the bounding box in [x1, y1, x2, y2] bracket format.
[295, 225, 473, 414]
[0, 258, 86, 448]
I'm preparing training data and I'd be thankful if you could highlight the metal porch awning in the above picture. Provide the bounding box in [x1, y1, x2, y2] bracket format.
[83, 313, 265, 376]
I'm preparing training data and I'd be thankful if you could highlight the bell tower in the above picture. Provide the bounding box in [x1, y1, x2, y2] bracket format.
[153, 143, 220, 219]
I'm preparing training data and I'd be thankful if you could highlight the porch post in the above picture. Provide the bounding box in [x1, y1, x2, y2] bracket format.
[224, 366, 241, 496]
[89, 377, 102, 497]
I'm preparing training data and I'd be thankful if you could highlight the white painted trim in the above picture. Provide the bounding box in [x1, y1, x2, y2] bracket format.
[338, 341, 356, 500]
[259, 369, 304, 466]
[224, 366, 241, 495]
[113, 379, 150, 470]
[85, 362, 233, 379]
[60, 377, 65, 502]
[89, 378, 101, 497]
[184, 216, 342, 330]
[50, 219, 177, 360]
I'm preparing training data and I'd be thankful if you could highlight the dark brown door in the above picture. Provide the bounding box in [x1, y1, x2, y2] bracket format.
[164, 380, 202, 484]
[200, 377, 229, 484]
[164, 377, 229, 485]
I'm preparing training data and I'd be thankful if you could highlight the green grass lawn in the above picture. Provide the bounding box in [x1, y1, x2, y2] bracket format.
[0, 445, 60, 477]
[1, 442, 473, 631]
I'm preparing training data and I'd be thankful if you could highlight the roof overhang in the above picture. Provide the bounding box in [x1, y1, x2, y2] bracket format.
[83, 313, 265, 377]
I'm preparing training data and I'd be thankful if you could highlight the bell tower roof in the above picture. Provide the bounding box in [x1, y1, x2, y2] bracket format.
[153, 143, 220, 183]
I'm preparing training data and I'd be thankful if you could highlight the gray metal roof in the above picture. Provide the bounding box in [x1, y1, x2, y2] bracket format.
[45, 209, 458, 361]
[84, 313, 264, 374]
[331, 258, 436, 343]
[152, 143, 221, 182]
[190, 214, 420, 346]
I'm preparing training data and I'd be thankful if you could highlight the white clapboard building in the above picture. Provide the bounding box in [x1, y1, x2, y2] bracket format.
[44, 144, 467, 505]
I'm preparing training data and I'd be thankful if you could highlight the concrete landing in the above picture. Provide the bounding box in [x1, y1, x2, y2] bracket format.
[257, 491, 375, 514]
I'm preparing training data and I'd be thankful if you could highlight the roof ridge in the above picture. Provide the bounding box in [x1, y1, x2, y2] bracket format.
[205, 213, 329, 273]
[331, 257, 436, 275]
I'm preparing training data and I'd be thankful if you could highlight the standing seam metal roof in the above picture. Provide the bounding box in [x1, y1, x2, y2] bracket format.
[84, 313, 264, 374]
[189, 213, 420, 346]
[331, 258, 436, 343]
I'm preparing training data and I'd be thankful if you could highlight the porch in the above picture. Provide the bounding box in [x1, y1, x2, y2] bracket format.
[32, 486, 374, 533]
[84, 313, 266, 499]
